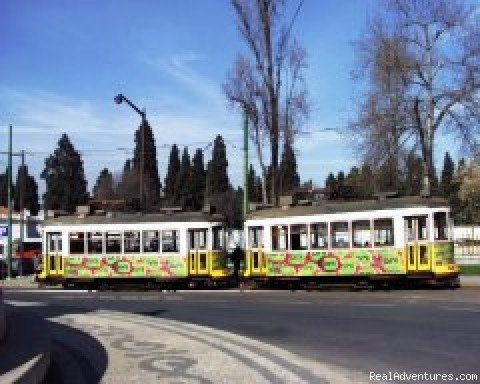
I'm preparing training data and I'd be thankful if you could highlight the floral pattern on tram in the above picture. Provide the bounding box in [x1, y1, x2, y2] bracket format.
[266, 248, 405, 276]
[63, 255, 188, 278]
[433, 242, 454, 266]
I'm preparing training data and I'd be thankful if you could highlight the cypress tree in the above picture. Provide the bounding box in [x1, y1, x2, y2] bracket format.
[14, 165, 39, 215]
[116, 159, 139, 209]
[189, 148, 206, 210]
[206, 135, 230, 195]
[41, 133, 89, 213]
[164, 144, 181, 203]
[248, 165, 263, 202]
[279, 142, 300, 195]
[248, 165, 257, 201]
[132, 119, 161, 208]
[337, 171, 345, 186]
[440, 152, 455, 198]
[93, 168, 115, 200]
[325, 172, 336, 189]
[0, 168, 14, 208]
[175, 147, 191, 207]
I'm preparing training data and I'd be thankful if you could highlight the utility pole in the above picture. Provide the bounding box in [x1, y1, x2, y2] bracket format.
[243, 110, 249, 219]
[1, 143, 28, 278]
[7, 125, 12, 280]
[19, 150, 25, 276]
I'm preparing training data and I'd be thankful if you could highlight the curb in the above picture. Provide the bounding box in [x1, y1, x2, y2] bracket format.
[0, 349, 51, 384]
[459, 275, 480, 287]
[0, 303, 51, 384]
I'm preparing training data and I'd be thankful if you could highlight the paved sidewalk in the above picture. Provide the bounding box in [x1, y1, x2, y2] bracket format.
[460, 275, 480, 287]
[0, 275, 42, 290]
[0, 298, 51, 383]
[50, 310, 374, 384]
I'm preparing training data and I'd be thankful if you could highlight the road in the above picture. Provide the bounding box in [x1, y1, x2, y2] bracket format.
[3, 288, 480, 383]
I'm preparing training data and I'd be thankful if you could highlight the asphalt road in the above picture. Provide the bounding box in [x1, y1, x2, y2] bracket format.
[4, 288, 480, 383]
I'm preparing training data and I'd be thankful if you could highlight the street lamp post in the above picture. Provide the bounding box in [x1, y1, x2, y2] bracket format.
[114, 94, 147, 210]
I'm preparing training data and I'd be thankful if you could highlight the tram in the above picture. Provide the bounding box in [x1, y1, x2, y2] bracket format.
[243, 196, 460, 288]
[37, 210, 232, 289]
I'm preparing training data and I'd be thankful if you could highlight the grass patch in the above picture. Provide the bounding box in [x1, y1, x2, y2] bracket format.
[459, 265, 480, 275]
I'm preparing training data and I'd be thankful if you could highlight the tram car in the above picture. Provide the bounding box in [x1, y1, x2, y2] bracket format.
[37, 209, 232, 289]
[243, 196, 460, 288]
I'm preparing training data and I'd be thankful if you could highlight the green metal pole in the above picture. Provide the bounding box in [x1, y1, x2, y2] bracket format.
[243, 111, 249, 219]
[7, 125, 12, 279]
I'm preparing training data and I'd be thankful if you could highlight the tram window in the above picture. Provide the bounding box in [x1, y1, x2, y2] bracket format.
[290, 224, 308, 250]
[405, 218, 415, 242]
[47, 233, 62, 253]
[310, 223, 328, 249]
[272, 225, 288, 250]
[106, 232, 121, 254]
[162, 230, 179, 253]
[213, 227, 224, 250]
[189, 229, 208, 250]
[352, 220, 371, 247]
[418, 216, 428, 240]
[374, 219, 394, 246]
[248, 227, 264, 248]
[69, 232, 85, 254]
[87, 232, 103, 254]
[331, 222, 350, 248]
[434, 212, 448, 240]
[124, 231, 140, 253]
[142, 231, 159, 253]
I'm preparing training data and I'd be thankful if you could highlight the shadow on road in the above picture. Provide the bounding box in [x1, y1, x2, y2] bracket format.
[2, 304, 109, 383]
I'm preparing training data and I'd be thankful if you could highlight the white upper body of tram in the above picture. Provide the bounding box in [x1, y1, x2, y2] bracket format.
[243, 197, 458, 280]
[38, 211, 231, 283]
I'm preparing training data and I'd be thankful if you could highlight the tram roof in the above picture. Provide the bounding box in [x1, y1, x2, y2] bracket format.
[44, 211, 225, 226]
[247, 196, 449, 220]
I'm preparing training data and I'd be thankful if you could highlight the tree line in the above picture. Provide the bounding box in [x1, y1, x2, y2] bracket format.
[37, 120, 301, 227]
[0, 165, 39, 215]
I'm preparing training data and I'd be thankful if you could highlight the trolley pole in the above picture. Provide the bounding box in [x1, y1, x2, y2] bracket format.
[7, 125, 13, 280]
[243, 110, 249, 219]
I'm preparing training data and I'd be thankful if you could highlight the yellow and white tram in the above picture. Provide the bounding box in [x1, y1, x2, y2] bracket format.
[243, 196, 459, 288]
[38, 211, 232, 289]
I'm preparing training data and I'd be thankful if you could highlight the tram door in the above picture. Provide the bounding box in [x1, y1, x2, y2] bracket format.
[188, 229, 209, 275]
[404, 216, 431, 272]
[46, 232, 63, 275]
[248, 226, 264, 275]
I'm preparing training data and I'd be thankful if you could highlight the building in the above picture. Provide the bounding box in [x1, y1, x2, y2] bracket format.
[0, 207, 44, 276]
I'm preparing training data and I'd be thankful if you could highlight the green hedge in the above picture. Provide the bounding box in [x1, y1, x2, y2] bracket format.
[459, 265, 480, 275]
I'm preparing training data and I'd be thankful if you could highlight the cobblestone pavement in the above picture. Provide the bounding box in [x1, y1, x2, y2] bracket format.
[50, 310, 373, 384]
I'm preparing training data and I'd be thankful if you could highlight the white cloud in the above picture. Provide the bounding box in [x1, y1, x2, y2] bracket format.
[143, 52, 227, 112]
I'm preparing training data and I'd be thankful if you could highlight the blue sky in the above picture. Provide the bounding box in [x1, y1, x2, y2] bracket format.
[0, 0, 457, 195]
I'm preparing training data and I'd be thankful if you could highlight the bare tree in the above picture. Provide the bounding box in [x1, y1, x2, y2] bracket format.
[224, 0, 308, 204]
[224, 55, 269, 203]
[350, 0, 480, 196]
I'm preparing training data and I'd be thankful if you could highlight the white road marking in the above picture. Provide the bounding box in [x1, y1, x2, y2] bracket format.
[441, 306, 480, 313]
[4, 300, 47, 307]
[352, 303, 396, 308]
